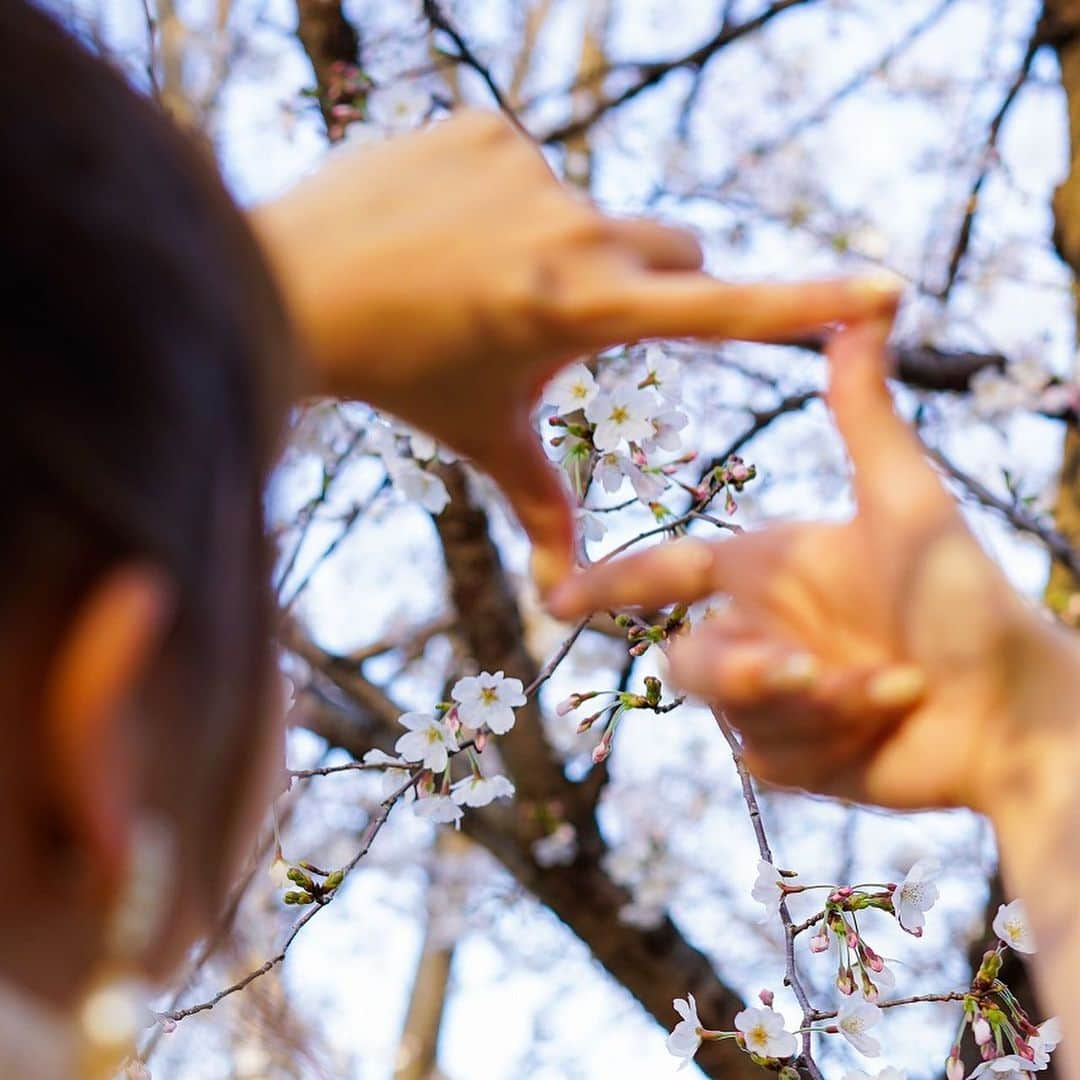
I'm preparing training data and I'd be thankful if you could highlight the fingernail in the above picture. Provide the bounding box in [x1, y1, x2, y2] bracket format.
[851, 270, 906, 305]
[762, 652, 819, 693]
[866, 664, 926, 709]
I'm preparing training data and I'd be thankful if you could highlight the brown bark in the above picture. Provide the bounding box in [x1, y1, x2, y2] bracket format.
[1046, 1, 1080, 616]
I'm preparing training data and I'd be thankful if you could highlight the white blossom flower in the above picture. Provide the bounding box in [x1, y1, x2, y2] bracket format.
[842, 1070, 906, 1080]
[544, 362, 598, 413]
[993, 899, 1036, 954]
[667, 994, 703, 1066]
[586, 386, 656, 450]
[394, 712, 459, 772]
[644, 408, 689, 452]
[387, 458, 451, 514]
[531, 823, 577, 867]
[363, 748, 414, 797]
[624, 459, 666, 502]
[579, 509, 607, 542]
[734, 1005, 798, 1059]
[452, 670, 526, 734]
[595, 451, 627, 493]
[751, 859, 787, 911]
[894, 858, 940, 934]
[367, 82, 430, 132]
[412, 793, 463, 825]
[969, 1054, 1043, 1080]
[450, 774, 515, 807]
[1030, 1017, 1062, 1068]
[642, 346, 683, 402]
[837, 999, 882, 1057]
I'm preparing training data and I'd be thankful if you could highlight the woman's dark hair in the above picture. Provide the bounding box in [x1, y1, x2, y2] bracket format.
[0, 0, 294, 900]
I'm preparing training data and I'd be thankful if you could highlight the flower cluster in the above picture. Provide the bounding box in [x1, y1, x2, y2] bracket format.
[666, 992, 800, 1069]
[541, 347, 694, 534]
[669, 854, 1059, 1076]
[388, 670, 524, 826]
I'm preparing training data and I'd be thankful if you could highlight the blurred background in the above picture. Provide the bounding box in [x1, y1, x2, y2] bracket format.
[43, 0, 1078, 1076]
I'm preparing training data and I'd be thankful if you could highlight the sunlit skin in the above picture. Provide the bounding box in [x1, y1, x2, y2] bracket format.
[547, 318, 1080, 1069]
[252, 108, 904, 591]
[4, 103, 903, 1053]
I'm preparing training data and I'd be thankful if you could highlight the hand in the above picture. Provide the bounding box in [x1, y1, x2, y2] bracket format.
[254, 109, 903, 590]
[548, 319, 1080, 813]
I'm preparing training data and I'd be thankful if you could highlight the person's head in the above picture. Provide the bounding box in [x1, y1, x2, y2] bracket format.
[0, 0, 294, 1003]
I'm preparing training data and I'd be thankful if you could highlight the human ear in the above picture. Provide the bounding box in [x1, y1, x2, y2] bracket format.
[40, 565, 175, 896]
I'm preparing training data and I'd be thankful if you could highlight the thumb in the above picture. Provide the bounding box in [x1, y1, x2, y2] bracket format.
[481, 412, 576, 595]
[826, 319, 952, 522]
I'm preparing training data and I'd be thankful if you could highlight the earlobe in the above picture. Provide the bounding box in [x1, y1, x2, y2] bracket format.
[41, 565, 176, 897]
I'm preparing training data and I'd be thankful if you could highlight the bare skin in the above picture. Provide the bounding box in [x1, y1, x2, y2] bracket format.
[252, 109, 904, 590]
[548, 319, 1080, 1065]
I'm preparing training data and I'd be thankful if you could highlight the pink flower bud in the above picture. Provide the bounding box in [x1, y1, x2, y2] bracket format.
[836, 968, 854, 995]
[758, 989, 774, 1007]
[846, 930, 859, 949]
[863, 949, 884, 974]
[973, 1017, 992, 1046]
[556, 695, 580, 717]
[836, 886, 853, 898]
[946, 1056, 965, 1080]
[475, 731, 489, 753]
[1017, 1042, 1035, 1062]
[809, 929, 830, 954]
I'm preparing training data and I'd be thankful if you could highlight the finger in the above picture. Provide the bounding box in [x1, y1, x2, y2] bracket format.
[825, 320, 954, 520]
[669, 632, 820, 706]
[670, 626, 925, 715]
[602, 272, 904, 344]
[604, 218, 704, 272]
[482, 412, 576, 595]
[545, 526, 809, 620]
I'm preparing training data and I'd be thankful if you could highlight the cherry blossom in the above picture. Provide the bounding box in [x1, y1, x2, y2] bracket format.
[993, 899, 1036, 955]
[644, 408, 689, 453]
[452, 670, 526, 734]
[641, 346, 683, 402]
[733, 1005, 798, 1059]
[544, 362, 598, 414]
[394, 712, 459, 772]
[362, 748, 413, 797]
[412, 794, 464, 826]
[969, 1054, 1044, 1080]
[578, 509, 607, 542]
[586, 386, 656, 451]
[666, 994, 703, 1067]
[366, 83, 430, 132]
[894, 858, 940, 935]
[751, 859, 788, 911]
[450, 774, 516, 807]
[531, 823, 578, 868]
[1030, 1018, 1062, 1068]
[837, 999, 882, 1057]
[386, 457, 451, 514]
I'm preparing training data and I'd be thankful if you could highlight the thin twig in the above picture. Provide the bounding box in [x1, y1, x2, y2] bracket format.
[713, 709, 824, 1080]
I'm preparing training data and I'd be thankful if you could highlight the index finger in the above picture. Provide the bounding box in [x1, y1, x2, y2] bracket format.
[546, 531, 796, 620]
[604, 272, 904, 344]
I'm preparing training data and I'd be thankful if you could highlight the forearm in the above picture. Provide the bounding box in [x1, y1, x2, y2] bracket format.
[988, 620, 1080, 1069]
